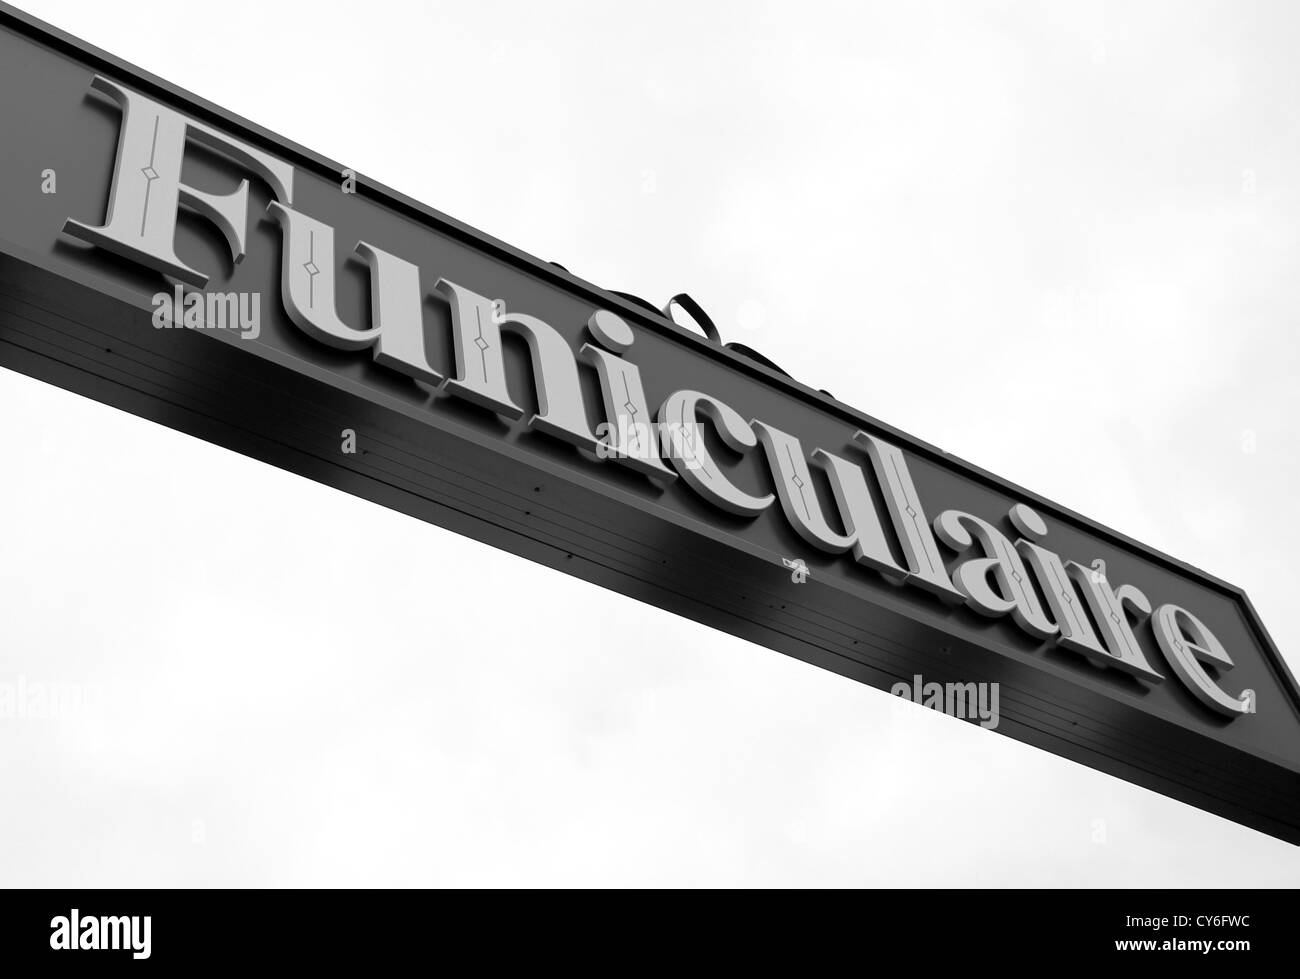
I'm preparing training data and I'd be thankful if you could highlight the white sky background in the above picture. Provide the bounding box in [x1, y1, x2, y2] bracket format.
[2, 0, 1299, 886]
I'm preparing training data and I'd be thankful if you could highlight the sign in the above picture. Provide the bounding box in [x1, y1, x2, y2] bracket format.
[1, 3, 1297, 842]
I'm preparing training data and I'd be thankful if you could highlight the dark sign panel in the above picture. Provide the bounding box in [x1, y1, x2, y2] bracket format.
[1, 4, 1297, 842]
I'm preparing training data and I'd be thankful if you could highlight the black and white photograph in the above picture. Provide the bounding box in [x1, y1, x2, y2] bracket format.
[0, 0, 1294, 958]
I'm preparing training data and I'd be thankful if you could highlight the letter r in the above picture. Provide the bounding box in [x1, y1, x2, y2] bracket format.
[63, 76, 295, 287]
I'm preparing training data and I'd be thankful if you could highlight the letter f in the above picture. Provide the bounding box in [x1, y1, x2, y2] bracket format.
[64, 76, 295, 287]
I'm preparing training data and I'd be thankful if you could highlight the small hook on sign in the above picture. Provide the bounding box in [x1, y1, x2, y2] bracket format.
[662, 293, 722, 344]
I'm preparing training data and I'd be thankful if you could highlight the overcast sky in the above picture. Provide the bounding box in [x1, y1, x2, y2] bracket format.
[2, 0, 1299, 886]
